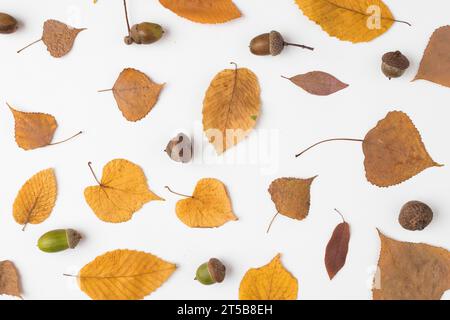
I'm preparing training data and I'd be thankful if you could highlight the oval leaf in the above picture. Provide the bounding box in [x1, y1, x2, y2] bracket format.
[84, 159, 163, 223]
[203, 66, 261, 154]
[159, 0, 241, 24]
[13, 168, 57, 230]
[283, 71, 348, 96]
[110, 68, 165, 122]
[325, 222, 350, 280]
[294, 0, 395, 43]
[239, 254, 298, 300]
[363, 111, 442, 187]
[174, 178, 237, 228]
[78, 249, 176, 300]
[414, 25, 450, 88]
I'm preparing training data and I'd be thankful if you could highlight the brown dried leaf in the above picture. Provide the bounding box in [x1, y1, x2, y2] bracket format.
[107, 68, 165, 122]
[159, 0, 241, 24]
[0, 261, 21, 298]
[283, 71, 348, 96]
[414, 25, 450, 88]
[268, 177, 316, 221]
[363, 111, 442, 187]
[373, 231, 450, 300]
[42, 20, 85, 58]
[325, 217, 350, 280]
[8, 104, 57, 150]
[203, 65, 261, 154]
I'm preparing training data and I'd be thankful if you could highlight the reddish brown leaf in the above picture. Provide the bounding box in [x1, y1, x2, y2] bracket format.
[283, 71, 348, 96]
[325, 216, 350, 280]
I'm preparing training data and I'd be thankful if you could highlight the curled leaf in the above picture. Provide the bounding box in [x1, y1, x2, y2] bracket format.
[363, 111, 442, 187]
[159, 0, 241, 24]
[294, 0, 401, 43]
[84, 159, 163, 223]
[0, 261, 22, 299]
[282, 71, 348, 96]
[13, 168, 57, 230]
[414, 25, 450, 88]
[172, 178, 237, 228]
[101, 68, 165, 122]
[373, 231, 450, 300]
[203, 65, 261, 154]
[239, 254, 298, 300]
[77, 249, 176, 300]
[325, 211, 350, 280]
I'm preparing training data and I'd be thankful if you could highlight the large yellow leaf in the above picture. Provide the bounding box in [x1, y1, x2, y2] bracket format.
[78, 249, 176, 300]
[239, 254, 298, 300]
[13, 168, 57, 230]
[84, 159, 163, 223]
[173, 178, 237, 228]
[203, 65, 260, 154]
[294, 0, 396, 43]
[159, 0, 241, 24]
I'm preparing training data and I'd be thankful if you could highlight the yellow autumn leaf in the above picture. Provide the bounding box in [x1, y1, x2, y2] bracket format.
[77, 249, 176, 300]
[203, 65, 261, 154]
[159, 0, 241, 24]
[239, 254, 298, 300]
[170, 178, 237, 228]
[294, 0, 403, 43]
[84, 159, 163, 223]
[13, 168, 57, 230]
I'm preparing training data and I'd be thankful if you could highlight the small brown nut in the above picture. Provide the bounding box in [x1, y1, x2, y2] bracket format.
[399, 201, 433, 231]
[381, 51, 410, 79]
[0, 12, 18, 34]
[165, 133, 193, 163]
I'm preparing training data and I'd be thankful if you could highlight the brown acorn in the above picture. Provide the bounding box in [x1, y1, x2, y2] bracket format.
[381, 51, 410, 79]
[399, 201, 433, 231]
[0, 12, 18, 34]
[122, 0, 164, 45]
[165, 133, 193, 163]
[250, 30, 314, 56]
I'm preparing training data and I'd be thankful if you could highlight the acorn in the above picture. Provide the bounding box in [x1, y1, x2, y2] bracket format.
[399, 201, 433, 231]
[122, 0, 164, 45]
[0, 12, 18, 34]
[165, 133, 193, 163]
[249, 30, 314, 56]
[381, 51, 410, 79]
[37, 229, 82, 253]
[125, 22, 164, 45]
[195, 258, 226, 285]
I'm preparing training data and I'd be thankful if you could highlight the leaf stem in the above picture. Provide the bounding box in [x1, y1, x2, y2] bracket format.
[390, 18, 412, 27]
[63, 273, 78, 278]
[97, 88, 113, 93]
[88, 162, 102, 186]
[266, 212, 280, 234]
[284, 42, 314, 51]
[334, 209, 345, 223]
[165, 186, 193, 198]
[295, 138, 364, 158]
[123, 0, 131, 35]
[49, 131, 83, 146]
[17, 38, 42, 54]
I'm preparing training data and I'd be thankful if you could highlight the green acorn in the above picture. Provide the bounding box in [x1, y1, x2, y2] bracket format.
[38, 229, 82, 253]
[195, 258, 226, 285]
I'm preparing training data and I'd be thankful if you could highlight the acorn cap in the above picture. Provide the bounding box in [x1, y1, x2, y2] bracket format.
[66, 229, 82, 249]
[269, 31, 284, 56]
[382, 51, 410, 70]
[207, 258, 226, 283]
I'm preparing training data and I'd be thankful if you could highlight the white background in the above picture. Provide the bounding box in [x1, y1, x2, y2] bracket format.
[0, 0, 449, 300]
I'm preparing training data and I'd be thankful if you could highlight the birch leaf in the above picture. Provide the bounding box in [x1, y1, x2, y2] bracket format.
[77, 249, 176, 300]
[203, 64, 261, 154]
[239, 254, 298, 300]
[0, 261, 22, 298]
[13, 168, 57, 230]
